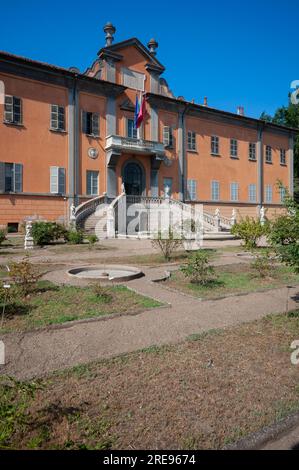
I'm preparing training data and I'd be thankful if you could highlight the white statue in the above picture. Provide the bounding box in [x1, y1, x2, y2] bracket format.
[164, 185, 170, 199]
[231, 208, 237, 225]
[260, 206, 266, 225]
[121, 182, 126, 194]
[24, 220, 34, 249]
[214, 207, 220, 217]
[214, 208, 221, 232]
[70, 203, 76, 220]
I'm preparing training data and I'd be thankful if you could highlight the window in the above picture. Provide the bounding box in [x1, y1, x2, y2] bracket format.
[163, 177, 173, 197]
[0, 162, 23, 193]
[249, 142, 256, 161]
[4, 95, 22, 124]
[211, 135, 219, 155]
[230, 182, 239, 201]
[127, 119, 138, 139]
[187, 179, 197, 201]
[50, 105, 65, 131]
[187, 131, 196, 151]
[230, 139, 238, 158]
[50, 166, 65, 194]
[82, 111, 99, 136]
[86, 170, 99, 196]
[280, 149, 286, 165]
[248, 184, 256, 202]
[265, 145, 272, 163]
[280, 186, 286, 203]
[265, 185, 272, 203]
[122, 68, 145, 91]
[163, 126, 174, 148]
[211, 180, 220, 201]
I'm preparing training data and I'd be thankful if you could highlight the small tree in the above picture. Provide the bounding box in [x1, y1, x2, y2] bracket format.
[8, 257, 41, 296]
[64, 229, 84, 245]
[151, 229, 183, 261]
[250, 250, 275, 278]
[0, 230, 6, 245]
[181, 250, 215, 285]
[231, 216, 269, 250]
[31, 221, 66, 246]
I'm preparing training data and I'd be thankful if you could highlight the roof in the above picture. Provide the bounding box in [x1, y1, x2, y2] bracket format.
[98, 37, 165, 72]
[146, 92, 299, 134]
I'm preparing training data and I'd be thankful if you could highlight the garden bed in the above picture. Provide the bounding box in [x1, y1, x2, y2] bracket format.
[1, 311, 299, 449]
[0, 281, 162, 333]
[163, 263, 299, 299]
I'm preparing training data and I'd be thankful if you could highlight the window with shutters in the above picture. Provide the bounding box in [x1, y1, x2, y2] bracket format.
[230, 182, 239, 201]
[127, 119, 138, 139]
[0, 162, 23, 193]
[187, 131, 196, 151]
[187, 179, 197, 200]
[211, 180, 220, 201]
[265, 145, 272, 163]
[50, 105, 65, 131]
[211, 135, 219, 155]
[248, 184, 256, 202]
[163, 126, 174, 148]
[280, 149, 286, 165]
[82, 111, 100, 137]
[86, 170, 99, 196]
[265, 185, 272, 203]
[249, 142, 256, 161]
[230, 139, 238, 158]
[122, 68, 145, 91]
[280, 186, 286, 203]
[4, 96, 22, 124]
[50, 166, 66, 194]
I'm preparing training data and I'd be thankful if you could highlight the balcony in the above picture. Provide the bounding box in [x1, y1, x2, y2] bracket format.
[105, 135, 165, 158]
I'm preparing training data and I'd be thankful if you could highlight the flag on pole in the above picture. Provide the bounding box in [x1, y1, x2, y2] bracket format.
[136, 92, 146, 129]
[134, 93, 140, 129]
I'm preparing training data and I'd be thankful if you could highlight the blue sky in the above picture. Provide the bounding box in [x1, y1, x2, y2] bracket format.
[1, 0, 298, 118]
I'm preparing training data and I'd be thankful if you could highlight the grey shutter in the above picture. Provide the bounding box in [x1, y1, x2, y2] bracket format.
[50, 166, 58, 193]
[4, 95, 13, 123]
[51, 104, 58, 129]
[0, 162, 5, 193]
[82, 110, 87, 134]
[92, 113, 99, 136]
[58, 106, 65, 131]
[13, 97, 22, 124]
[87, 171, 91, 195]
[163, 126, 170, 146]
[14, 163, 23, 192]
[58, 167, 65, 194]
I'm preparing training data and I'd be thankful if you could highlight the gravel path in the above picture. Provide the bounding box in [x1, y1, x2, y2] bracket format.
[1, 262, 298, 380]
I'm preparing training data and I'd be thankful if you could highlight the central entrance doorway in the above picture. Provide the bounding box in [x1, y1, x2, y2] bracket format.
[123, 162, 143, 196]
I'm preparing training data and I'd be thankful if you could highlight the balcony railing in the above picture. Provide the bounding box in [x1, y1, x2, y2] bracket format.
[105, 135, 165, 157]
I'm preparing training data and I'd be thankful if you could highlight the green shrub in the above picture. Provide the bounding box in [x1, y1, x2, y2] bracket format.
[64, 229, 84, 245]
[8, 257, 42, 296]
[31, 222, 66, 246]
[86, 234, 98, 248]
[268, 214, 299, 246]
[151, 229, 183, 261]
[181, 250, 215, 285]
[91, 282, 112, 302]
[250, 250, 275, 278]
[0, 230, 6, 245]
[231, 217, 269, 250]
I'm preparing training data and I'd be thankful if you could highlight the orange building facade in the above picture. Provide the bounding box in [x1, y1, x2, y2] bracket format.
[0, 23, 296, 230]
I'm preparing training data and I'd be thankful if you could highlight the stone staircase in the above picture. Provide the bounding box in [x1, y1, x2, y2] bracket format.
[75, 194, 235, 240]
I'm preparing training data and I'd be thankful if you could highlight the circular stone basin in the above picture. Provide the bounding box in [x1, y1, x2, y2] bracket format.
[67, 265, 144, 282]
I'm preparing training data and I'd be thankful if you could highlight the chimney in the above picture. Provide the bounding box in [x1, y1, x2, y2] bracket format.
[147, 38, 158, 56]
[203, 96, 208, 106]
[103, 22, 116, 47]
[237, 106, 245, 116]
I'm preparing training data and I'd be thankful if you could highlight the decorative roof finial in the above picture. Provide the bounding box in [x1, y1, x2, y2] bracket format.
[103, 22, 116, 47]
[147, 38, 158, 56]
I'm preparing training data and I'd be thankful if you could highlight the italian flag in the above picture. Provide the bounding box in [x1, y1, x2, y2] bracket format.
[134, 92, 146, 129]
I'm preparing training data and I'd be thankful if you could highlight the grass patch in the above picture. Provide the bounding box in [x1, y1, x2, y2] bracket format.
[3, 311, 299, 449]
[165, 263, 299, 299]
[0, 282, 162, 333]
